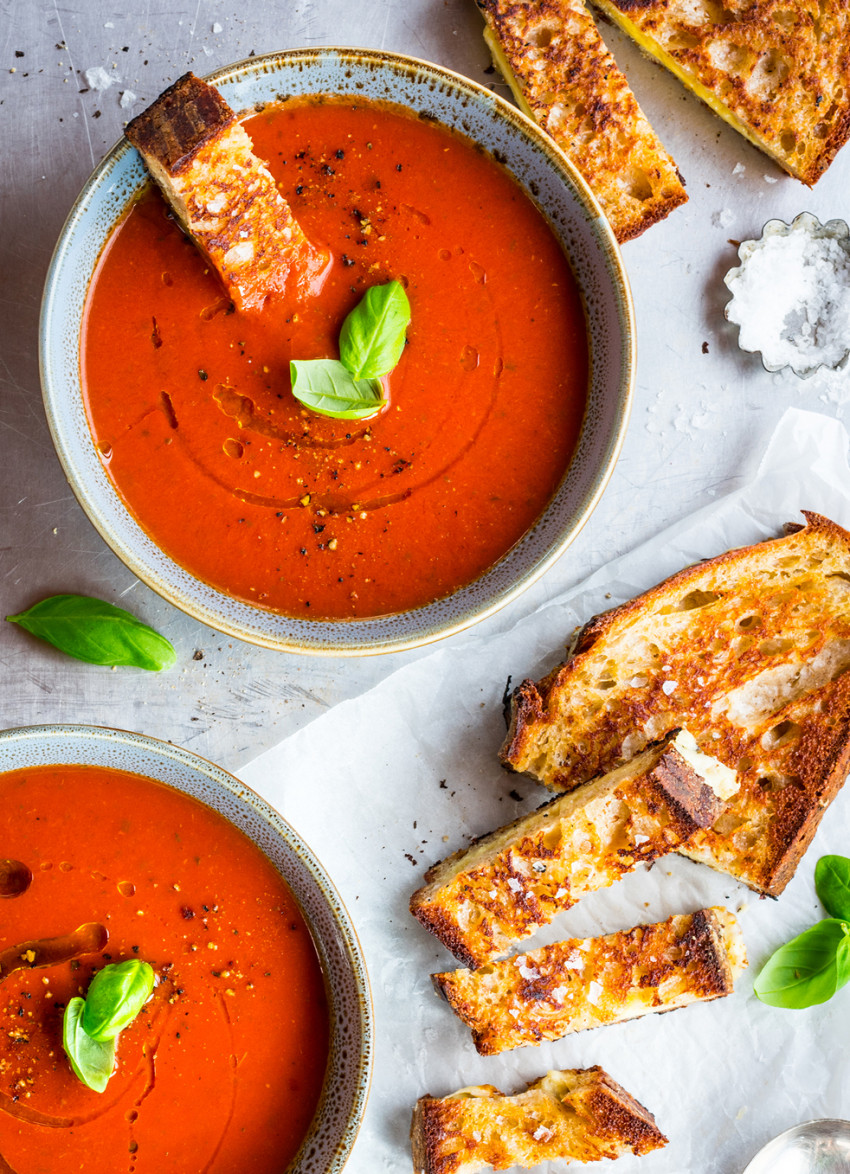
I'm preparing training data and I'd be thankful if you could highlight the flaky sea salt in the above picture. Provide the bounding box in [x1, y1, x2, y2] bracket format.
[725, 213, 850, 377]
[119, 89, 137, 109]
[85, 66, 115, 91]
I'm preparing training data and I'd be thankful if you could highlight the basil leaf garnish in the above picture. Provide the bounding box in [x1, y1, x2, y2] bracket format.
[754, 919, 850, 1008]
[815, 855, 850, 922]
[6, 595, 176, 671]
[290, 358, 385, 420]
[82, 960, 155, 1042]
[339, 279, 411, 380]
[63, 997, 115, 1094]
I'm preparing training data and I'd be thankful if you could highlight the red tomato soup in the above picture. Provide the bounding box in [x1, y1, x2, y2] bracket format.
[0, 766, 329, 1173]
[82, 97, 588, 619]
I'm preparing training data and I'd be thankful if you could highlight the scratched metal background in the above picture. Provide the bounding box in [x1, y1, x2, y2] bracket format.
[2, 0, 849, 771]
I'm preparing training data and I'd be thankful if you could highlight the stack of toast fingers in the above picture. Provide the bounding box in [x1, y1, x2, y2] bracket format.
[411, 511, 850, 1173]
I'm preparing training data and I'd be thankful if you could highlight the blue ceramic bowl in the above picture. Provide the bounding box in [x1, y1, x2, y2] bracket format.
[0, 724, 372, 1174]
[40, 48, 634, 655]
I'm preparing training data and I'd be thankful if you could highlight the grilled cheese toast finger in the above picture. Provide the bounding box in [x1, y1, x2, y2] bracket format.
[477, 0, 687, 241]
[433, 906, 747, 1055]
[410, 740, 721, 968]
[501, 511, 850, 895]
[411, 1067, 667, 1174]
[589, 0, 850, 185]
[126, 73, 327, 312]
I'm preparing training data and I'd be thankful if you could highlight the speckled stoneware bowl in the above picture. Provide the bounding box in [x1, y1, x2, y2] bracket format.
[40, 47, 634, 655]
[0, 724, 372, 1174]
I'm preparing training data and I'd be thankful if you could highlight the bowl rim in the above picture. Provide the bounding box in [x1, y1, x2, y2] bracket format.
[40, 45, 635, 656]
[0, 721, 373, 1174]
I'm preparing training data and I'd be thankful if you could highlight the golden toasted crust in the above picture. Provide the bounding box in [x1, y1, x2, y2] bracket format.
[501, 512, 850, 895]
[433, 906, 747, 1054]
[477, 0, 687, 241]
[411, 1066, 667, 1174]
[410, 741, 720, 967]
[126, 72, 325, 311]
[590, 0, 850, 185]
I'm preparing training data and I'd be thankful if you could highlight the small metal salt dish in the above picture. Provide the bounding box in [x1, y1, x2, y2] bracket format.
[724, 211, 850, 379]
[741, 1119, 850, 1174]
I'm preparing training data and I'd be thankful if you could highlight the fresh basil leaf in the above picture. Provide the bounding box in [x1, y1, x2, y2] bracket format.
[290, 358, 385, 420]
[754, 919, 850, 1008]
[63, 997, 115, 1093]
[6, 595, 176, 671]
[339, 279, 411, 380]
[82, 960, 155, 1042]
[815, 855, 850, 922]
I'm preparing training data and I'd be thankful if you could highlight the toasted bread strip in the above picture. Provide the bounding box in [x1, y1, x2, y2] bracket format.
[501, 512, 850, 896]
[590, 0, 850, 185]
[477, 0, 687, 241]
[410, 740, 720, 968]
[433, 906, 746, 1055]
[411, 1066, 667, 1174]
[126, 73, 325, 311]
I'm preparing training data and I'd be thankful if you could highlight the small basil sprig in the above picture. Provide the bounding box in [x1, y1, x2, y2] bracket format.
[290, 279, 410, 421]
[754, 920, 850, 1008]
[6, 595, 175, 671]
[63, 960, 155, 1093]
[63, 998, 116, 1094]
[815, 855, 850, 921]
[83, 960, 155, 1041]
[339, 280, 411, 380]
[290, 359, 385, 421]
[754, 854, 850, 1009]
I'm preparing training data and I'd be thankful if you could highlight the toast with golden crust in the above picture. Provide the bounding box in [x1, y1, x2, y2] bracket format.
[501, 512, 850, 896]
[433, 906, 746, 1054]
[126, 73, 326, 311]
[477, 0, 687, 241]
[411, 1066, 667, 1174]
[410, 740, 721, 968]
[589, 0, 850, 185]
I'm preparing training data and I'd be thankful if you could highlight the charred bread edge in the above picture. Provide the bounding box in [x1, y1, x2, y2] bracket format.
[126, 71, 236, 174]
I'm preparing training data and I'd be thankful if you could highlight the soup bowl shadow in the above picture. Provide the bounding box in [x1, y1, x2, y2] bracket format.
[0, 724, 372, 1174]
[40, 47, 634, 655]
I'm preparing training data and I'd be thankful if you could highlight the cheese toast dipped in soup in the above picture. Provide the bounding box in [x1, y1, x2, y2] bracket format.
[0, 764, 328, 1173]
[81, 74, 588, 619]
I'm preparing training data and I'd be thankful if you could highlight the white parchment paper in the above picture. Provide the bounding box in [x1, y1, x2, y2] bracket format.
[240, 407, 850, 1174]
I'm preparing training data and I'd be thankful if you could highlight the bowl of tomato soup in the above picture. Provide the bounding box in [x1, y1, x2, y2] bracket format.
[0, 724, 371, 1174]
[41, 48, 634, 654]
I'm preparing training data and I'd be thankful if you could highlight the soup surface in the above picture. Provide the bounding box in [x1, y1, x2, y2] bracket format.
[0, 765, 328, 1173]
[82, 96, 588, 619]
